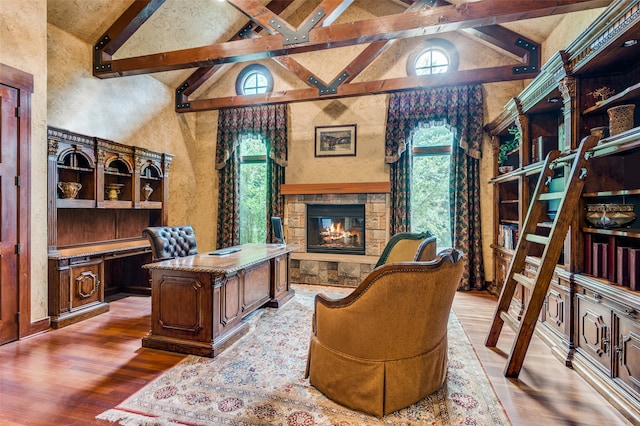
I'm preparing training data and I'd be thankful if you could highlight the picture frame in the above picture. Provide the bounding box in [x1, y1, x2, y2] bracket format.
[314, 124, 357, 157]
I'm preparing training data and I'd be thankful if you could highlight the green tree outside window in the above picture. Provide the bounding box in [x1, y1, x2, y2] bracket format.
[239, 135, 267, 244]
[411, 126, 453, 248]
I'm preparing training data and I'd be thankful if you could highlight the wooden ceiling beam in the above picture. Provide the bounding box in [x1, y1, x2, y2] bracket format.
[96, 0, 610, 78]
[180, 64, 533, 112]
[227, 0, 297, 34]
[336, 0, 431, 86]
[464, 25, 534, 58]
[93, 0, 165, 73]
[253, 1, 428, 92]
[225, 0, 356, 89]
[176, 0, 295, 105]
[227, 0, 353, 34]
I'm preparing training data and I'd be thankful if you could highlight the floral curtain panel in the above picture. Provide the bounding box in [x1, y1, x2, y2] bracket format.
[216, 104, 288, 248]
[385, 85, 485, 290]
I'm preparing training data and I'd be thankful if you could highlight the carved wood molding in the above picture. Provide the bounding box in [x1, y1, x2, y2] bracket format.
[280, 182, 390, 195]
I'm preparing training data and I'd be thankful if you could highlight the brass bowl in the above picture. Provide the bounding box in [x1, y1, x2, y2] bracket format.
[585, 204, 635, 228]
[57, 181, 82, 199]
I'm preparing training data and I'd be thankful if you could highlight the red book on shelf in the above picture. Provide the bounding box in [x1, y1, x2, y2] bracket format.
[592, 242, 608, 278]
[629, 248, 640, 291]
[584, 234, 592, 275]
[616, 246, 630, 287]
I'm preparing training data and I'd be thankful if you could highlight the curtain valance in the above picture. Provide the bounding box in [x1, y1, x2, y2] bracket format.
[385, 85, 483, 163]
[216, 103, 288, 169]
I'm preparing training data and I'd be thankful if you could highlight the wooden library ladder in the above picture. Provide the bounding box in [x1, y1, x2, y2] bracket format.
[485, 134, 600, 378]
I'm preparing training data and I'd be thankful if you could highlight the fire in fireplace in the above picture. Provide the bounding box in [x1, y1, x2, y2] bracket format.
[307, 204, 365, 255]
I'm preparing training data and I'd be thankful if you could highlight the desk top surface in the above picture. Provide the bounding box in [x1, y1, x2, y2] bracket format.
[143, 243, 299, 274]
[49, 238, 150, 259]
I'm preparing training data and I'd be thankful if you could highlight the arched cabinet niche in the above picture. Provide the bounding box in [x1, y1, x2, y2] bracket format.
[47, 127, 173, 328]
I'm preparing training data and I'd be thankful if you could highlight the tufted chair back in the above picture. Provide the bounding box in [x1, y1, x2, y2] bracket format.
[142, 225, 198, 261]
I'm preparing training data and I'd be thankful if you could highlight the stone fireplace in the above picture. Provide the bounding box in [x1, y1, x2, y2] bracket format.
[282, 183, 390, 288]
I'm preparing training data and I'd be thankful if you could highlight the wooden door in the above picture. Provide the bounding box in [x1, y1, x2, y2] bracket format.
[0, 83, 19, 345]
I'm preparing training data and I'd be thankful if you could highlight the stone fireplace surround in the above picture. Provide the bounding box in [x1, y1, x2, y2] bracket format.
[283, 183, 390, 288]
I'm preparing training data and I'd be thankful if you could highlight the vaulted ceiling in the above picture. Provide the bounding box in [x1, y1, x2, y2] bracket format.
[47, 0, 613, 111]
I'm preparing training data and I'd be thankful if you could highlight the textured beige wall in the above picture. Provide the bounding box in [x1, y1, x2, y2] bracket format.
[0, 0, 48, 322]
[543, 9, 606, 63]
[47, 24, 213, 248]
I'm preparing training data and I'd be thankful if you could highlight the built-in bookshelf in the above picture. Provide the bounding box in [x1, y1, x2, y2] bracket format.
[484, 2, 640, 422]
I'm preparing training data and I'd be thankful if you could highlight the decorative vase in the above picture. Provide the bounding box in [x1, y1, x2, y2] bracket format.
[607, 104, 635, 136]
[58, 181, 82, 199]
[143, 183, 153, 201]
[585, 203, 636, 228]
[105, 183, 124, 200]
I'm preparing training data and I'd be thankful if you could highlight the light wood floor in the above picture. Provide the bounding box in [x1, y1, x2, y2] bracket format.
[0, 288, 633, 425]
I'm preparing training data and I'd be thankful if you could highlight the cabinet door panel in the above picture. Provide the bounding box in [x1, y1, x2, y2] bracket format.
[615, 314, 640, 397]
[272, 255, 288, 299]
[543, 284, 567, 336]
[70, 260, 102, 309]
[576, 294, 612, 373]
[242, 262, 270, 314]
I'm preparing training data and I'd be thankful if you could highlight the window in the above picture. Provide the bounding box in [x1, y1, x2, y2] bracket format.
[407, 38, 458, 77]
[239, 135, 267, 244]
[411, 125, 453, 248]
[415, 48, 449, 75]
[236, 64, 273, 96]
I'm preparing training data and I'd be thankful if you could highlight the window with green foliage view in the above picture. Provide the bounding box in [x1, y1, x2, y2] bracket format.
[411, 126, 453, 248]
[239, 135, 267, 244]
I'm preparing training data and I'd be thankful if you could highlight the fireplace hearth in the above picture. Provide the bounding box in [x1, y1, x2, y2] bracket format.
[307, 204, 365, 255]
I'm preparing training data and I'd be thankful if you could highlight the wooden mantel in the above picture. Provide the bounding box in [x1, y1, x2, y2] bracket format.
[280, 182, 390, 195]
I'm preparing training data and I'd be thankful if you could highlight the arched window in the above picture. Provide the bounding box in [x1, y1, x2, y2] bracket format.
[407, 39, 459, 76]
[411, 125, 453, 248]
[236, 64, 273, 96]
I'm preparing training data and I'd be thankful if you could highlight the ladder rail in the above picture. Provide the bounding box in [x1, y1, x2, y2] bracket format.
[486, 135, 600, 378]
[485, 150, 560, 347]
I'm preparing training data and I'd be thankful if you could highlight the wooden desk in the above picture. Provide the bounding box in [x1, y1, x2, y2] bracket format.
[142, 243, 297, 357]
[48, 239, 152, 329]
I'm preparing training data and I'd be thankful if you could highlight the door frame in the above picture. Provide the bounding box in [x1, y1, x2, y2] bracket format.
[0, 62, 36, 338]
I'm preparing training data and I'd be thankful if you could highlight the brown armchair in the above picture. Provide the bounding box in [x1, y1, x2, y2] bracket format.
[142, 225, 198, 261]
[305, 248, 464, 417]
[375, 231, 436, 267]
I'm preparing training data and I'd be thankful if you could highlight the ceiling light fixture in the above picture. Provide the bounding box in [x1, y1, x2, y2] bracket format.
[621, 39, 638, 47]
[547, 97, 560, 103]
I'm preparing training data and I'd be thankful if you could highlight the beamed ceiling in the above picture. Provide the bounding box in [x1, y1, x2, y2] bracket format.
[47, 0, 614, 111]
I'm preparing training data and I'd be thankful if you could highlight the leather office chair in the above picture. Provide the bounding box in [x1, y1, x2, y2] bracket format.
[306, 248, 464, 417]
[142, 225, 198, 261]
[375, 231, 436, 267]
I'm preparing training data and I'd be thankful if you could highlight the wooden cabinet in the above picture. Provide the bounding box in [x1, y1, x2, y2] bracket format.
[485, 2, 640, 422]
[47, 127, 173, 328]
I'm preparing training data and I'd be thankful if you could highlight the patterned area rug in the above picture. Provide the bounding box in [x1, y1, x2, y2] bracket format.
[97, 285, 511, 425]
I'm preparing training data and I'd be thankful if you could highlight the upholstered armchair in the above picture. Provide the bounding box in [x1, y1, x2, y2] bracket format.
[306, 248, 464, 417]
[142, 225, 198, 261]
[375, 231, 436, 267]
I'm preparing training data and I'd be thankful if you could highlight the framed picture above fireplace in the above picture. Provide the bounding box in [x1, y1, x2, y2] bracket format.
[314, 124, 357, 157]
